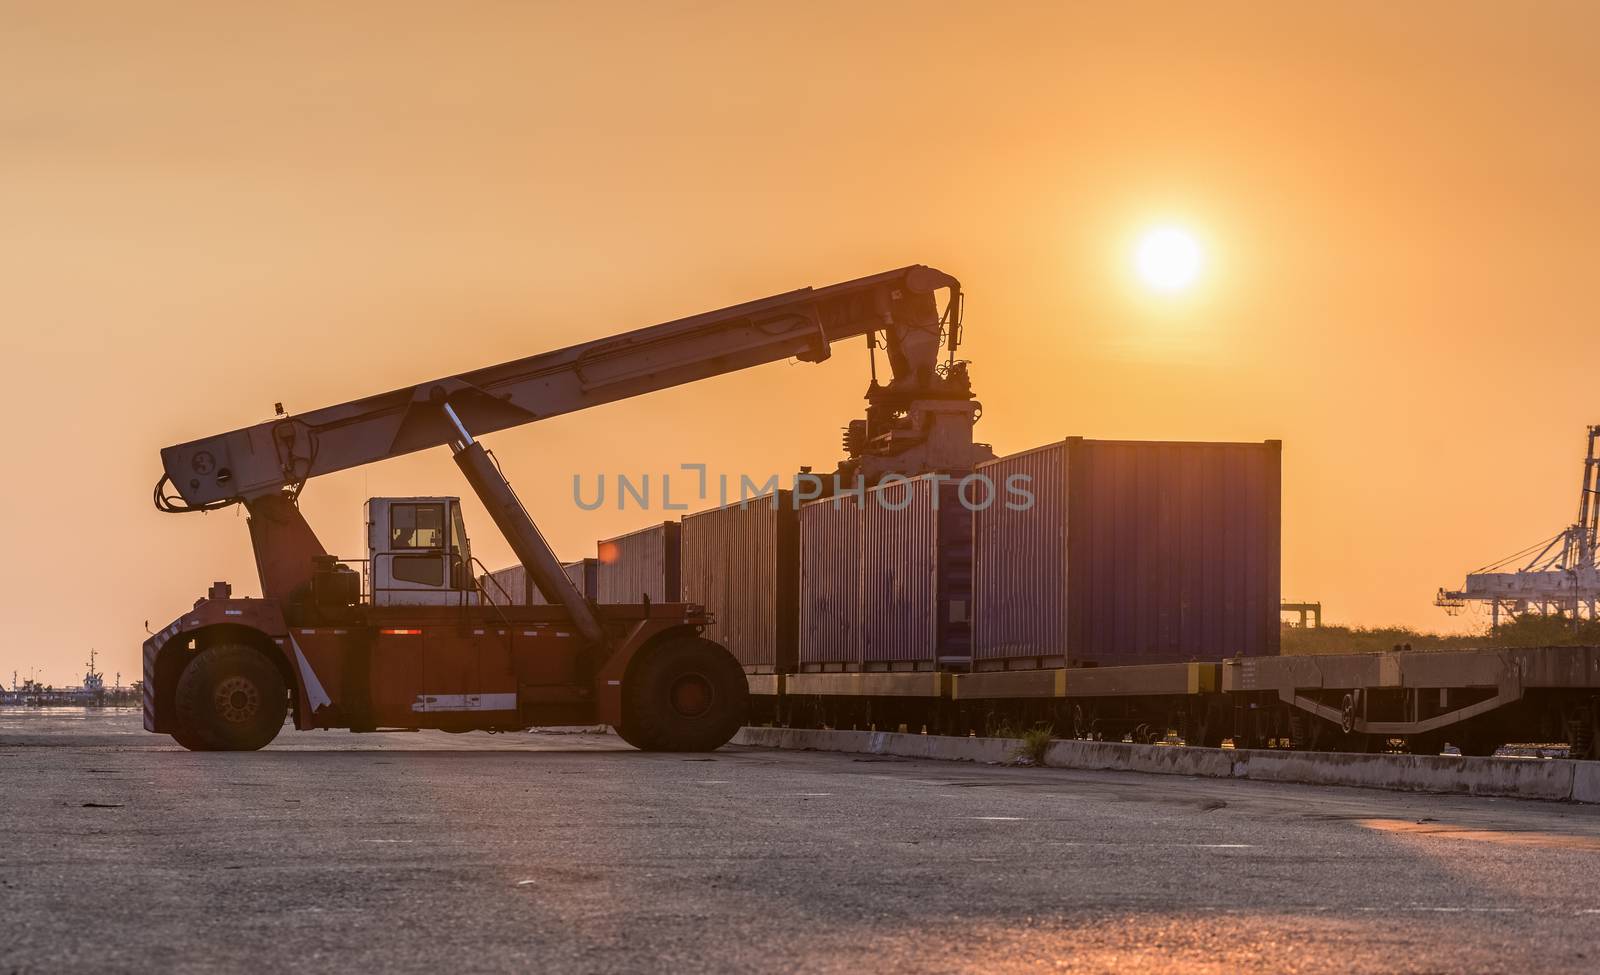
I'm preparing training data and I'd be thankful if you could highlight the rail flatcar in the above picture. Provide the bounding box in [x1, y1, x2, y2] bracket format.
[491, 437, 1600, 758]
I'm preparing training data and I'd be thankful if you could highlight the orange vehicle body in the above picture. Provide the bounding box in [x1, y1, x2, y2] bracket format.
[143, 590, 707, 736]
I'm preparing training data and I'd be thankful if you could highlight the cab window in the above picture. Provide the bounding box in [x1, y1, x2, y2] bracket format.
[390, 503, 444, 549]
[450, 505, 470, 561]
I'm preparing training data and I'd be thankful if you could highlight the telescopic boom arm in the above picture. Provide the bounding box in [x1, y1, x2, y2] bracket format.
[156, 265, 959, 511]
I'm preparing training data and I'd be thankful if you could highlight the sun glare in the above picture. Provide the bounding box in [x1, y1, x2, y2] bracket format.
[1134, 226, 1204, 293]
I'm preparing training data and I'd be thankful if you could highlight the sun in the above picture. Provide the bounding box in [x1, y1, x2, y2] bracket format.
[1134, 226, 1204, 293]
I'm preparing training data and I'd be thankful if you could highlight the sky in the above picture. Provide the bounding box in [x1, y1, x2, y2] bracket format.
[4, 1, 1600, 685]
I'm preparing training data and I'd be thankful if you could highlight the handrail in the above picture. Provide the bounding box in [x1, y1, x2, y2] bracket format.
[467, 555, 515, 631]
[322, 552, 520, 635]
[471, 556, 518, 607]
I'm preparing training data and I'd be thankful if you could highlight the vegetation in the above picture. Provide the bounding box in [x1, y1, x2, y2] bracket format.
[1009, 725, 1055, 766]
[1282, 615, 1600, 655]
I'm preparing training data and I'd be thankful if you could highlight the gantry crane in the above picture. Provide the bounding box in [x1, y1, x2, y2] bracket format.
[143, 266, 986, 750]
[1437, 425, 1600, 630]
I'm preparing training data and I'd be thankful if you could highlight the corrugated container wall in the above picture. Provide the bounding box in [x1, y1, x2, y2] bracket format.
[595, 523, 681, 604]
[973, 438, 1281, 668]
[480, 564, 529, 604]
[480, 559, 597, 605]
[970, 443, 1067, 660]
[679, 492, 797, 673]
[798, 494, 860, 668]
[859, 476, 973, 668]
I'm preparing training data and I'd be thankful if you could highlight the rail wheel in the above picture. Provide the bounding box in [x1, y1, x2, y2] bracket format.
[1185, 701, 1227, 748]
[173, 643, 287, 752]
[1288, 711, 1317, 751]
[616, 637, 748, 752]
[1566, 706, 1595, 761]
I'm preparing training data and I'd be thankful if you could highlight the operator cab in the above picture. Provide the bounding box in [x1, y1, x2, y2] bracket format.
[365, 497, 480, 606]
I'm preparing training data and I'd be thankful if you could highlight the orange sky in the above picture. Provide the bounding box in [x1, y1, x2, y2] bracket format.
[5, 2, 1600, 685]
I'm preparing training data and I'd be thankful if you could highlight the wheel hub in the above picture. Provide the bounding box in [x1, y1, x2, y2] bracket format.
[668, 673, 714, 718]
[214, 676, 260, 724]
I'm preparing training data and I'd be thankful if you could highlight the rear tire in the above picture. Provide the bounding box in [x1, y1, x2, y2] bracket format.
[615, 637, 748, 752]
[173, 644, 288, 752]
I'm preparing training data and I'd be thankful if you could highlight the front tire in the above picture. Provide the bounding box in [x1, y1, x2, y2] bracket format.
[615, 637, 748, 752]
[173, 644, 288, 751]
[170, 727, 218, 752]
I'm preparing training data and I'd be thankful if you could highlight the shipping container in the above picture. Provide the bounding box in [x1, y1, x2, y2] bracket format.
[679, 492, 798, 673]
[595, 522, 681, 603]
[479, 558, 597, 605]
[858, 476, 972, 669]
[797, 477, 971, 671]
[972, 438, 1281, 669]
[798, 493, 860, 668]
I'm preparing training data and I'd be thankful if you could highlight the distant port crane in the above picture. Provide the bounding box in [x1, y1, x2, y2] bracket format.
[1437, 425, 1600, 629]
[1281, 601, 1323, 629]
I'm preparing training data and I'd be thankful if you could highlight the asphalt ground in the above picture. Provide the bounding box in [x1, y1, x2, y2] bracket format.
[2, 709, 1598, 974]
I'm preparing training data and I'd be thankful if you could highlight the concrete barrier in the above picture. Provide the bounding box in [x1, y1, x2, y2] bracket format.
[1042, 738, 1239, 779]
[1574, 762, 1600, 804]
[1230, 748, 1578, 801]
[732, 727, 1598, 803]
